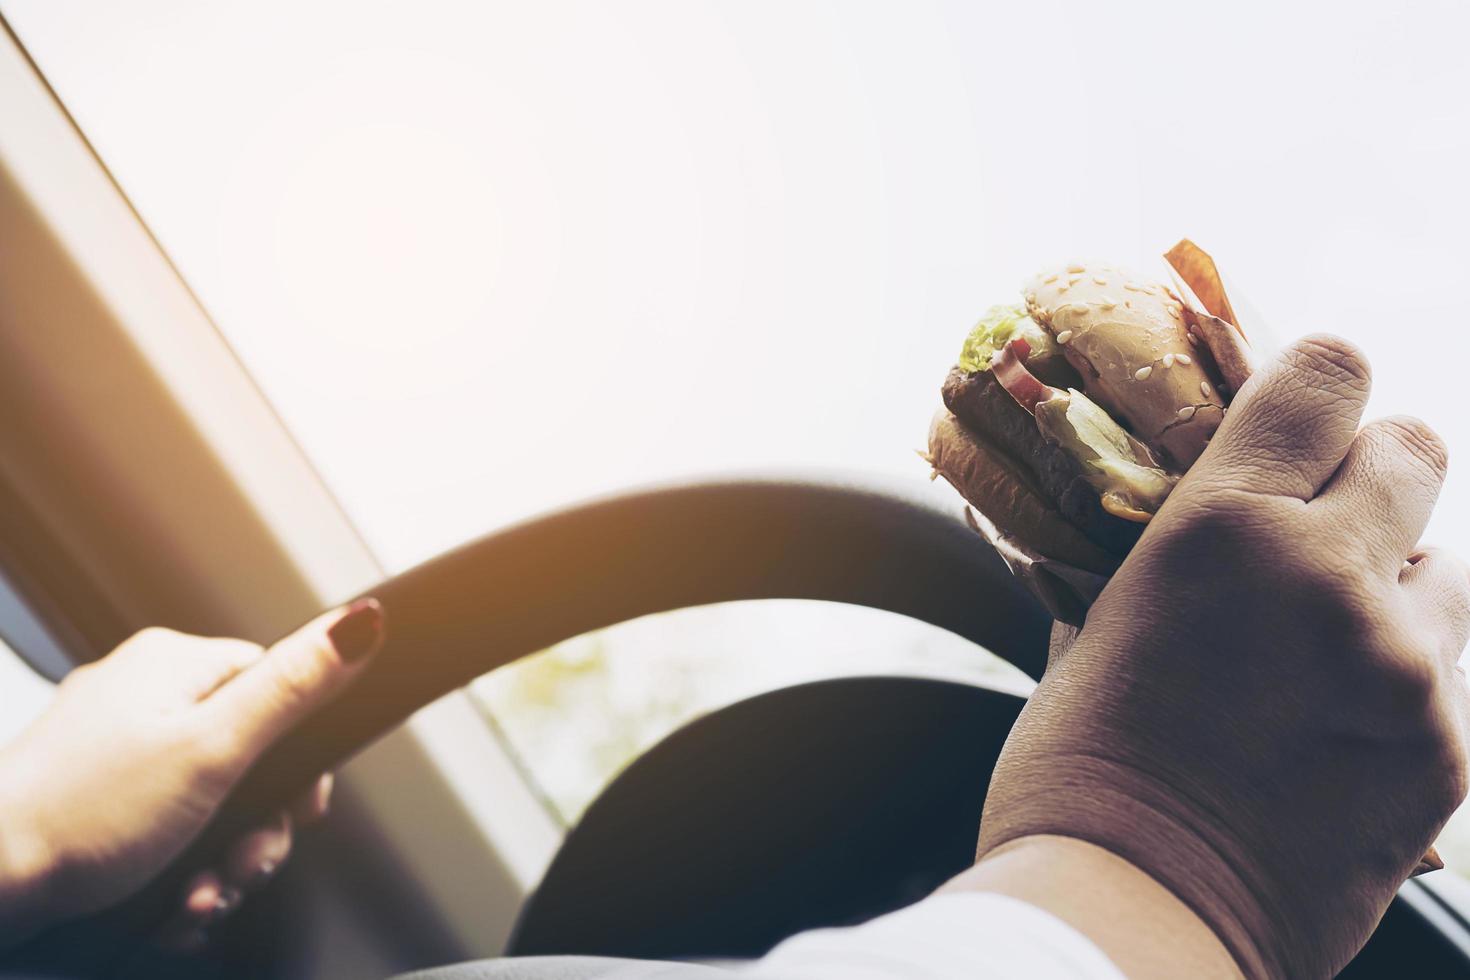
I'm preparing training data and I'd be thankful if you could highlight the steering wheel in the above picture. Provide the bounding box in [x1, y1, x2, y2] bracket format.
[228, 473, 1051, 813]
[10, 475, 1467, 977]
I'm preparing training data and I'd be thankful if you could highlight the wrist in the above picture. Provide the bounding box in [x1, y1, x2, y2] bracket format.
[946, 835, 1244, 980]
[977, 752, 1284, 978]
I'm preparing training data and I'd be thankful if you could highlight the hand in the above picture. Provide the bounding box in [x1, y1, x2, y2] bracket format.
[0, 599, 384, 949]
[971, 337, 1469, 978]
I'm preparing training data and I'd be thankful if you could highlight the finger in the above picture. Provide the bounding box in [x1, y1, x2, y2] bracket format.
[1401, 548, 1470, 668]
[223, 809, 293, 893]
[202, 598, 384, 758]
[1317, 418, 1450, 571]
[290, 772, 334, 827]
[1413, 847, 1445, 876]
[1186, 334, 1372, 502]
[188, 638, 267, 701]
[156, 868, 239, 951]
[105, 630, 264, 706]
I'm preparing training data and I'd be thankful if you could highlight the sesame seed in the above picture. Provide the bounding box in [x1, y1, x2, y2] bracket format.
[1134, 365, 1153, 381]
[1162, 353, 1176, 368]
[1176, 353, 1192, 366]
[1042, 274, 1058, 284]
[1124, 281, 1147, 292]
[1186, 331, 1199, 346]
[1058, 281, 1070, 293]
[1098, 296, 1117, 309]
[1200, 380, 1212, 397]
[1070, 302, 1091, 314]
[1056, 330, 1074, 344]
[1067, 263, 1085, 273]
[1092, 275, 1108, 285]
[1177, 405, 1197, 421]
[1067, 274, 1084, 286]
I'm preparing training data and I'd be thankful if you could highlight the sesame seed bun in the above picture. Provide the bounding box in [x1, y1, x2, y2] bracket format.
[1023, 264, 1226, 469]
[928, 410, 1119, 576]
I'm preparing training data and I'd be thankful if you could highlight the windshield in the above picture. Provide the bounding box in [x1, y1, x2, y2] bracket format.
[5, 0, 1468, 831]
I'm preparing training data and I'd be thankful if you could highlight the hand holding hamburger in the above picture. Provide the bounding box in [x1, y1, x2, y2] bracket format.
[926, 241, 1444, 879]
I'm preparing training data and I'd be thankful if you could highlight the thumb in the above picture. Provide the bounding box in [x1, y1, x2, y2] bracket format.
[203, 598, 384, 760]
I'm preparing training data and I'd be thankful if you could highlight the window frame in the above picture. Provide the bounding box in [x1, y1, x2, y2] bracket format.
[0, 13, 559, 961]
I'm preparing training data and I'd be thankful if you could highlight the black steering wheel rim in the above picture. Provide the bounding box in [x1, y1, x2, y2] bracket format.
[230, 472, 1052, 814]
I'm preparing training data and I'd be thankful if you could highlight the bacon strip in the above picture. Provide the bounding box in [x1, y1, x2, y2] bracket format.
[990, 339, 1059, 416]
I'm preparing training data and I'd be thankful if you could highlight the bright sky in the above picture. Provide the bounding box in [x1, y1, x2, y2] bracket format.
[6, 0, 1468, 575]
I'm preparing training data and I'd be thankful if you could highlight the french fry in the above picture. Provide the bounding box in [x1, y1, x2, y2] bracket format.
[1164, 240, 1256, 397]
[1165, 239, 1241, 330]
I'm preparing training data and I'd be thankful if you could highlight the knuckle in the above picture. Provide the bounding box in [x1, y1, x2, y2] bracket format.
[1163, 484, 1293, 549]
[120, 625, 181, 652]
[1413, 548, 1470, 599]
[271, 641, 337, 708]
[58, 661, 96, 689]
[209, 637, 265, 668]
[1418, 718, 1470, 815]
[1451, 565, 1470, 612]
[1167, 481, 1252, 522]
[1393, 648, 1440, 702]
[1373, 416, 1450, 478]
[1289, 334, 1373, 393]
[1302, 548, 1375, 599]
[1440, 736, 1469, 807]
[1305, 565, 1386, 644]
[189, 723, 250, 786]
[1358, 643, 1441, 724]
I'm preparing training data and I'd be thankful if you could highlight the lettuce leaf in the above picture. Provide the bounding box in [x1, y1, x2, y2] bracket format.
[957, 305, 1056, 373]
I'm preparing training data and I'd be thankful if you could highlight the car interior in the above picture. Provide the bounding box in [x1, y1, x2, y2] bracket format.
[2, 5, 1470, 979]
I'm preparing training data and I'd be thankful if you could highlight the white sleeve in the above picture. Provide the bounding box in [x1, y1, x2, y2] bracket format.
[739, 892, 1128, 980]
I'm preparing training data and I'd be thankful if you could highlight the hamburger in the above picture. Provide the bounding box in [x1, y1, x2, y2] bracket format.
[928, 241, 1256, 579]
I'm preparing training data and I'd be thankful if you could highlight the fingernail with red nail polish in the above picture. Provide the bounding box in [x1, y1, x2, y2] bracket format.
[328, 598, 384, 662]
